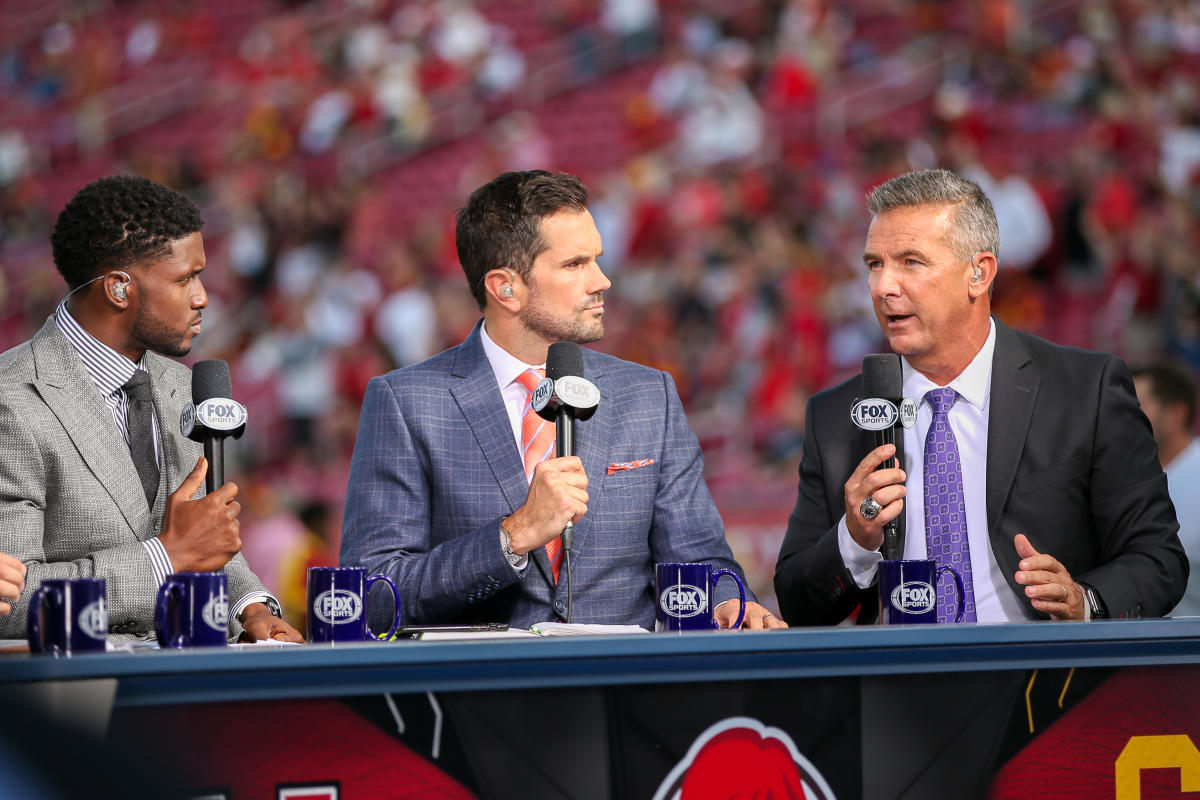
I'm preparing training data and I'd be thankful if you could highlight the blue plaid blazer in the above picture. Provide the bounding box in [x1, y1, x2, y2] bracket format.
[340, 322, 751, 630]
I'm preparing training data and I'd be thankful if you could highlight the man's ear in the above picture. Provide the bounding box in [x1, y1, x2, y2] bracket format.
[484, 268, 520, 311]
[106, 271, 132, 307]
[968, 252, 997, 298]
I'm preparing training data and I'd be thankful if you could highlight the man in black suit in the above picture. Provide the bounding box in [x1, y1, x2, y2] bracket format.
[775, 168, 1186, 625]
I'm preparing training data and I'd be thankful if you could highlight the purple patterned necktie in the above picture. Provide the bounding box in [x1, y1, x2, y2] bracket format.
[923, 387, 978, 623]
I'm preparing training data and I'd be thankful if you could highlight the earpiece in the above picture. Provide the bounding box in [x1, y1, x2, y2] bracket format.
[971, 267, 983, 282]
[500, 284, 515, 298]
[112, 271, 131, 300]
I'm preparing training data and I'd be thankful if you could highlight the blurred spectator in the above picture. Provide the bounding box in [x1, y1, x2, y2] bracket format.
[0, 129, 30, 186]
[1133, 362, 1200, 617]
[674, 39, 764, 167]
[962, 150, 1054, 272]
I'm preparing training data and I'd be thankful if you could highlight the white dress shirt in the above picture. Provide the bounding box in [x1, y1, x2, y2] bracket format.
[838, 319, 1035, 622]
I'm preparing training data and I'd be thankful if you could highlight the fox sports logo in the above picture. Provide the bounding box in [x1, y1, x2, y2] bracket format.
[78, 599, 107, 640]
[660, 585, 708, 618]
[851, 398, 898, 430]
[890, 581, 936, 614]
[202, 596, 229, 630]
[313, 589, 363, 624]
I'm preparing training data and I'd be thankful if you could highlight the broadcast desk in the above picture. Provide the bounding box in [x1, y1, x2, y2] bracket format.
[4, 618, 1199, 705]
[3, 620, 1199, 799]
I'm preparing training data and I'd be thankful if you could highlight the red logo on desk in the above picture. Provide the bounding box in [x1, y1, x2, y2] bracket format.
[652, 716, 836, 800]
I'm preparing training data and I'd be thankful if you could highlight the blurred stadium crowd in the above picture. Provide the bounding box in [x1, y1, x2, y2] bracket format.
[3, 0, 1200, 620]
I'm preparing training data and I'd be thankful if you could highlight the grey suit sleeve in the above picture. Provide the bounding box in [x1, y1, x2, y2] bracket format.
[646, 371, 755, 607]
[341, 376, 521, 624]
[0, 403, 159, 639]
[775, 393, 871, 626]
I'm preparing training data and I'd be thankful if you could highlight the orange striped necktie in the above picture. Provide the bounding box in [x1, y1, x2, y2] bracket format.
[515, 368, 563, 582]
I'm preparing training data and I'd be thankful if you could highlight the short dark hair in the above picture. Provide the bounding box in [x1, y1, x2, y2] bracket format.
[866, 168, 1000, 262]
[51, 175, 204, 289]
[455, 171, 589, 309]
[1133, 361, 1198, 427]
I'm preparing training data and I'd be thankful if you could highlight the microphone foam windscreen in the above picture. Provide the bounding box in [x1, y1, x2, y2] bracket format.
[192, 359, 233, 404]
[862, 353, 903, 400]
[546, 341, 585, 381]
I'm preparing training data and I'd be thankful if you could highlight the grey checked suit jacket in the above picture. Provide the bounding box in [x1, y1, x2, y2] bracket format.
[0, 317, 267, 639]
[341, 322, 752, 630]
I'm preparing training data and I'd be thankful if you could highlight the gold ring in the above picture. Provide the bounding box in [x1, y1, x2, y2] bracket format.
[1059, 585, 1068, 602]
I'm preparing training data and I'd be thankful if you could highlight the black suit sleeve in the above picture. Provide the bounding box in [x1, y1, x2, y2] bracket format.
[1074, 356, 1187, 617]
[774, 391, 875, 625]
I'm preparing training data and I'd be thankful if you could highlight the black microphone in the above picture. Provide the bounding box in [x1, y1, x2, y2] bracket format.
[180, 360, 247, 494]
[857, 353, 904, 560]
[531, 342, 600, 622]
[533, 342, 600, 467]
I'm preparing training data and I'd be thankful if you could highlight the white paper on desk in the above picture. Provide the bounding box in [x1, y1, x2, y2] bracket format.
[106, 639, 159, 652]
[228, 639, 304, 648]
[529, 623, 649, 636]
[415, 628, 541, 641]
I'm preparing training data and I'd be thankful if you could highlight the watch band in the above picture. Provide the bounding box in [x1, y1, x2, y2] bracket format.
[1080, 582, 1108, 619]
[499, 525, 524, 568]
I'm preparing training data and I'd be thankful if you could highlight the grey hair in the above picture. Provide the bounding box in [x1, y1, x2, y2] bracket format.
[866, 169, 1000, 263]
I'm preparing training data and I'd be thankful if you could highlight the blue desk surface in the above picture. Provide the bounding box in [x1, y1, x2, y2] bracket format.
[3, 620, 1199, 707]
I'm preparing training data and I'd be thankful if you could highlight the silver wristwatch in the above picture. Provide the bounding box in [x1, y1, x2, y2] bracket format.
[499, 525, 523, 567]
[1080, 582, 1108, 619]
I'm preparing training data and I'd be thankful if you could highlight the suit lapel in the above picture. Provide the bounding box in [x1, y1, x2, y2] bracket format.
[30, 319, 152, 535]
[449, 325, 534, 528]
[148, 352, 190, 519]
[986, 320, 1039, 534]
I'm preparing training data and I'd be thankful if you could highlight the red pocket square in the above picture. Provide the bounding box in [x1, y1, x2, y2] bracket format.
[607, 459, 655, 475]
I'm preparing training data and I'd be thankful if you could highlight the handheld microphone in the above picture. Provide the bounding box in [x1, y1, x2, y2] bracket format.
[532, 342, 600, 465]
[855, 353, 904, 560]
[531, 342, 600, 623]
[180, 360, 247, 494]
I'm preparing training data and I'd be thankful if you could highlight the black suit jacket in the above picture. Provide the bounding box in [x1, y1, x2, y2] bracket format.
[774, 320, 1187, 625]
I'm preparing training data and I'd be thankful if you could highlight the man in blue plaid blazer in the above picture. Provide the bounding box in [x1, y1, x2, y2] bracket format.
[341, 171, 785, 631]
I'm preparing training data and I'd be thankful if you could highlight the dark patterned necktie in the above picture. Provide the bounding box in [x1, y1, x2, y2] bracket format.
[122, 370, 159, 509]
[923, 387, 978, 623]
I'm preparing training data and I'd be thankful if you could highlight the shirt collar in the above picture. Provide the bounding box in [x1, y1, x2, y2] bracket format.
[55, 301, 147, 396]
[901, 317, 996, 410]
[480, 321, 545, 390]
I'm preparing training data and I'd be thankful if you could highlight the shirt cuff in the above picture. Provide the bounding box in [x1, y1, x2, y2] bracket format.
[837, 516, 883, 589]
[233, 593, 282, 622]
[143, 538, 173, 587]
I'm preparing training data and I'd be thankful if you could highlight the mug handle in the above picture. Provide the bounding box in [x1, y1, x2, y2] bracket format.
[27, 585, 62, 654]
[365, 574, 402, 641]
[155, 579, 185, 648]
[937, 565, 966, 624]
[711, 569, 746, 630]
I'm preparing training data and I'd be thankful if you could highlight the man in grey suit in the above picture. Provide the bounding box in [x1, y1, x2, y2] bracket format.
[342, 170, 784, 630]
[774, 168, 1187, 625]
[0, 175, 302, 642]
